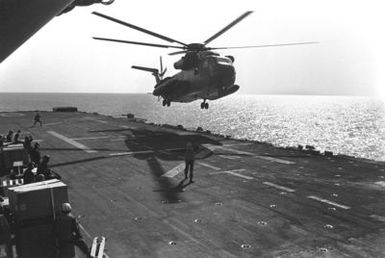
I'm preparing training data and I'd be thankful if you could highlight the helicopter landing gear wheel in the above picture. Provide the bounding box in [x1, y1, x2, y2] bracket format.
[163, 99, 171, 107]
[167, 100, 171, 107]
[201, 100, 209, 109]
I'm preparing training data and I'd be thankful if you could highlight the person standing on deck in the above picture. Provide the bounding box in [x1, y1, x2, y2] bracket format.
[23, 136, 32, 153]
[30, 142, 41, 165]
[54, 203, 90, 258]
[13, 130, 22, 143]
[23, 163, 35, 184]
[5, 130, 13, 142]
[184, 142, 195, 183]
[32, 112, 42, 127]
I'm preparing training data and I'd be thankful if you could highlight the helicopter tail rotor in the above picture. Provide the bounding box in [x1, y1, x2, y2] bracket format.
[159, 56, 167, 79]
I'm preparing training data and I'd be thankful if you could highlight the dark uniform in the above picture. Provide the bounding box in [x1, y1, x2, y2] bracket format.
[37, 155, 60, 180]
[54, 205, 89, 258]
[13, 130, 21, 143]
[23, 136, 32, 153]
[37, 157, 49, 174]
[23, 164, 35, 184]
[0, 215, 13, 258]
[30, 143, 41, 165]
[33, 112, 42, 127]
[184, 142, 195, 182]
[6, 131, 13, 142]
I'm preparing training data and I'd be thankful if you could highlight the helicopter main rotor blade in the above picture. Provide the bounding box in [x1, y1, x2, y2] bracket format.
[168, 50, 188, 56]
[93, 37, 186, 49]
[203, 11, 253, 46]
[210, 41, 319, 50]
[92, 12, 188, 46]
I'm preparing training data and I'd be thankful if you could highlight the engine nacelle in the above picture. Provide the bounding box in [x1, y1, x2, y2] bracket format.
[220, 84, 239, 97]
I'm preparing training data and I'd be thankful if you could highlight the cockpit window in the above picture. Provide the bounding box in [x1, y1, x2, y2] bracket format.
[200, 51, 219, 58]
[215, 57, 231, 64]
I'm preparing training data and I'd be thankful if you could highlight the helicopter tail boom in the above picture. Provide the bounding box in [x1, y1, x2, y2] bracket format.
[131, 65, 161, 84]
[132, 57, 166, 84]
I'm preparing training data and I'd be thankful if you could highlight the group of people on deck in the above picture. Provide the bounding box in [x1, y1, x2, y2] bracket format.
[23, 138, 60, 183]
[0, 130, 23, 147]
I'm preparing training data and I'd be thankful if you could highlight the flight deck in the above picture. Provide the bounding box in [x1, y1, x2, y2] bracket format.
[1, 110, 384, 257]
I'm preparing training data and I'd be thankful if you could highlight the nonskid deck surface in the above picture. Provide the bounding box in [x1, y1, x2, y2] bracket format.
[1, 111, 385, 257]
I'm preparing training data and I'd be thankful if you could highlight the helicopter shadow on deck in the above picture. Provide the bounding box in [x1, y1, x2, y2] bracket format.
[124, 128, 222, 203]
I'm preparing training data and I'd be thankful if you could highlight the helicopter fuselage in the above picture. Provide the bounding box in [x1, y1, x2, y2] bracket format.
[94, 11, 316, 109]
[153, 52, 239, 104]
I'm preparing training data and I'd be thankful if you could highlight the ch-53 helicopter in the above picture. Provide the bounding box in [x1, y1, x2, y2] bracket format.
[92, 11, 317, 109]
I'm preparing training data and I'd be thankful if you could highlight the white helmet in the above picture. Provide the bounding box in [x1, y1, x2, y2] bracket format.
[61, 203, 72, 213]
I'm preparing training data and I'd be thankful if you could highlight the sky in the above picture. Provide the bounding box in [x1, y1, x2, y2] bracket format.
[0, 0, 384, 97]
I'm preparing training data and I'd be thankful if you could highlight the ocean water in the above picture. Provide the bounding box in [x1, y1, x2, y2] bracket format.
[0, 93, 384, 161]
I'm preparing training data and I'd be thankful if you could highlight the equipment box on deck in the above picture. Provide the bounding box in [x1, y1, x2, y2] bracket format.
[8, 180, 68, 222]
[0, 145, 29, 171]
[15, 223, 57, 258]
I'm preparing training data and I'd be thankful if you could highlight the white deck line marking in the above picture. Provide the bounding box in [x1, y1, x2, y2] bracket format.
[225, 171, 253, 180]
[84, 117, 109, 124]
[159, 127, 196, 136]
[203, 144, 254, 155]
[162, 163, 185, 178]
[211, 169, 253, 180]
[203, 144, 295, 164]
[219, 155, 240, 160]
[71, 136, 111, 141]
[47, 131, 97, 153]
[307, 196, 350, 210]
[44, 122, 62, 126]
[111, 138, 124, 142]
[255, 156, 295, 165]
[109, 150, 153, 156]
[263, 182, 296, 192]
[198, 162, 220, 170]
[370, 215, 385, 222]
[223, 143, 253, 147]
[109, 147, 184, 157]
[120, 125, 130, 128]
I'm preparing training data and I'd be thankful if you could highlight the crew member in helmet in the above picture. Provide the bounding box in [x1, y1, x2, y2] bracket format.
[54, 203, 90, 258]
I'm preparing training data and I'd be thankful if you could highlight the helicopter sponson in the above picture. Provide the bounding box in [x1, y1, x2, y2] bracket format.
[219, 84, 240, 98]
[153, 78, 186, 96]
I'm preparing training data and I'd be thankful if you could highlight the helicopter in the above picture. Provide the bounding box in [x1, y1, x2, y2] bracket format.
[92, 11, 317, 109]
